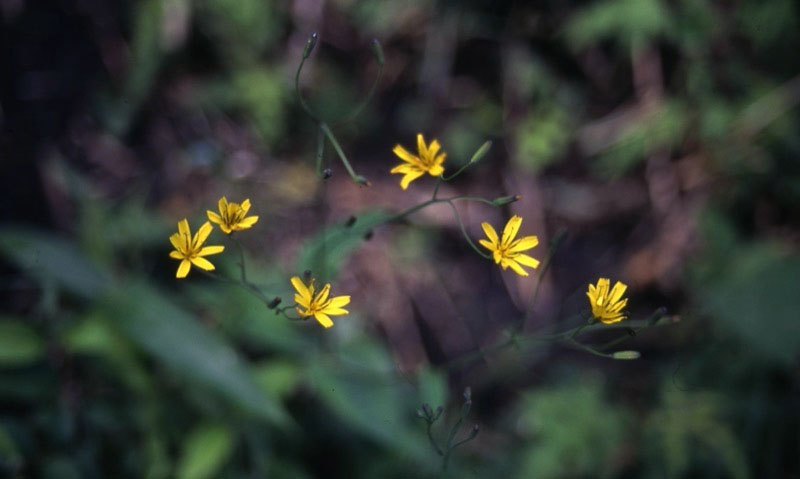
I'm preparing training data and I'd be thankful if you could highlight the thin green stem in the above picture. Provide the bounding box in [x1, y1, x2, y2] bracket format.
[333, 60, 384, 126]
[320, 122, 369, 185]
[294, 55, 319, 123]
[426, 422, 444, 457]
[446, 200, 491, 259]
[518, 228, 567, 333]
[432, 176, 443, 199]
[315, 127, 325, 177]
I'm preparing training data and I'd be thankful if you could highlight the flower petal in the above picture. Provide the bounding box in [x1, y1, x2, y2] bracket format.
[390, 164, 413, 174]
[313, 312, 334, 328]
[241, 199, 251, 214]
[481, 222, 499, 244]
[194, 222, 213, 248]
[508, 235, 539, 253]
[176, 259, 191, 278]
[428, 164, 444, 176]
[505, 259, 529, 277]
[400, 170, 425, 190]
[290, 276, 312, 302]
[236, 216, 258, 228]
[416, 134, 427, 157]
[169, 233, 183, 251]
[327, 296, 350, 309]
[609, 281, 627, 304]
[322, 308, 349, 316]
[315, 283, 331, 305]
[178, 219, 190, 237]
[294, 293, 311, 309]
[426, 139, 441, 159]
[218, 197, 228, 215]
[478, 239, 496, 252]
[199, 245, 224, 256]
[501, 215, 522, 247]
[207, 211, 223, 224]
[392, 145, 420, 165]
[190, 256, 216, 271]
[169, 250, 183, 259]
[514, 254, 540, 269]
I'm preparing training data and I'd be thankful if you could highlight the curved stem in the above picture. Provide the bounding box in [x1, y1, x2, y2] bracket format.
[294, 55, 320, 123]
[332, 61, 384, 126]
[320, 122, 369, 185]
[446, 200, 491, 259]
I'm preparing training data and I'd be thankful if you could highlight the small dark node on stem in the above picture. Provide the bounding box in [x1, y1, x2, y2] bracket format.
[322, 168, 332, 179]
[363, 230, 374, 241]
[303, 270, 313, 283]
[345, 216, 357, 227]
[267, 297, 282, 309]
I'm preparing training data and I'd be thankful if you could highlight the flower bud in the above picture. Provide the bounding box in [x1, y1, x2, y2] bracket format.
[371, 38, 385, 66]
[345, 216, 357, 227]
[468, 141, 492, 165]
[422, 403, 433, 418]
[491, 195, 522, 206]
[303, 33, 318, 59]
[468, 424, 480, 439]
[303, 270, 313, 283]
[322, 168, 333, 179]
[267, 297, 282, 309]
[363, 230, 374, 241]
[612, 350, 641, 360]
[463, 387, 472, 401]
[434, 406, 444, 421]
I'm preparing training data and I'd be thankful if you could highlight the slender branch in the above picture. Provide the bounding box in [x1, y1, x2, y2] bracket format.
[426, 423, 443, 457]
[319, 122, 369, 186]
[332, 56, 385, 126]
[315, 127, 325, 177]
[446, 200, 491, 259]
[294, 55, 319, 123]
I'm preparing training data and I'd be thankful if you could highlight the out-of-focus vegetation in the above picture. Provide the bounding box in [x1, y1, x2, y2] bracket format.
[1, 0, 799, 477]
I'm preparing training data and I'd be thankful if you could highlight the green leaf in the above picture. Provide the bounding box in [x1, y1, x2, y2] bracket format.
[104, 281, 291, 428]
[416, 366, 447, 409]
[252, 360, 301, 399]
[176, 423, 235, 479]
[0, 228, 111, 300]
[0, 318, 45, 367]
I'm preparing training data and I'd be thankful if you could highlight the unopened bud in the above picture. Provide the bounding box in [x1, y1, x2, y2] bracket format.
[469, 424, 480, 439]
[648, 307, 669, 326]
[463, 387, 472, 401]
[303, 270, 313, 283]
[422, 403, 433, 418]
[612, 350, 641, 360]
[371, 39, 385, 66]
[626, 327, 636, 336]
[468, 141, 492, 165]
[416, 408, 426, 419]
[461, 399, 472, 418]
[267, 297, 282, 309]
[345, 216, 357, 227]
[491, 195, 522, 206]
[303, 33, 318, 59]
[434, 406, 443, 420]
[355, 175, 371, 187]
[363, 230, 374, 241]
[322, 168, 333, 179]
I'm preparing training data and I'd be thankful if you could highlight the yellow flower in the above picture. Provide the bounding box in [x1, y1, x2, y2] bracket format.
[169, 219, 225, 278]
[390, 133, 446, 190]
[290, 276, 351, 329]
[479, 215, 540, 277]
[586, 278, 628, 324]
[207, 197, 259, 234]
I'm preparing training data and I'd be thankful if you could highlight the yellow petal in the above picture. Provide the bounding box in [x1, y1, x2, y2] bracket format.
[327, 296, 350, 309]
[190, 256, 216, 271]
[241, 199, 251, 214]
[315, 283, 331, 305]
[294, 293, 311, 309]
[207, 211, 222, 224]
[428, 164, 444, 176]
[391, 164, 413, 174]
[501, 216, 522, 247]
[178, 219, 190, 237]
[176, 259, 191, 278]
[608, 281, 628, 304]
[322, 308, 349, 316]
[194, 222, 213, 247]
[509, 235, 539, 253]
[296, 306, 312, 318]
[290, 276, 312, 302]
[314, 312, 334, 328]
[514, 254, 540, 269]
[392, 145, 420, 165]
[169, 250, 183, 259]
[199, 245, 224, 256]
[169, 233, 183, 251]
[481, 222, 499, 244]
[218, 197, 228, 215]
[400, 170, 425, 190]
[479, 239, 496, 252]
[416, 133, 427, 157]
[426, 139, 441, 159]
[505, 259, 529, 277]
[609, 298, 628, 313]
[236, 216, 258, 228]
[493, 250, 504, 264]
